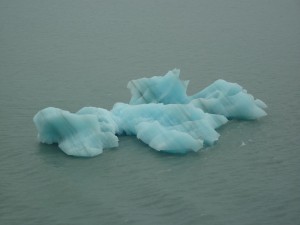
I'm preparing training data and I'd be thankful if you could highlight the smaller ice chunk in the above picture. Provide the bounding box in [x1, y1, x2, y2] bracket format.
[189, 79, 268, 120]
[33, 107, 118, 157]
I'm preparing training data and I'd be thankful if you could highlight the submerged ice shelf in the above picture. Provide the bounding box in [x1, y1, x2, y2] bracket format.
[33, 69, 267, 157]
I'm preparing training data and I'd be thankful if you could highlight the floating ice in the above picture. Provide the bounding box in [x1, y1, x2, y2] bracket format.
[111, 103, 228, 153]
[33, 69, 267, 157]
[33, 107, 118, 157]
[128, 69, 267, 120]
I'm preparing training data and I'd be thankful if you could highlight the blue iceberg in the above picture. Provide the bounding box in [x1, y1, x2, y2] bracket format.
[33, 69, 267, 157]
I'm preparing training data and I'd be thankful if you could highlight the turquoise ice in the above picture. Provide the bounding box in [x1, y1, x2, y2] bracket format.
[128, 69, 267, 120]
[33, 107, 118, 157]
[33, 69, 267, 157]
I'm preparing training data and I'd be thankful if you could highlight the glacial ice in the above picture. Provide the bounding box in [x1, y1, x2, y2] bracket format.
[128, 69, 267, 120]
[33, 107, 118, 157]
[33, 69, 267, 157]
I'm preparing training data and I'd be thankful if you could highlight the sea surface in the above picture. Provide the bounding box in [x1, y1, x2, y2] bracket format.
[1, 0, 300, 224]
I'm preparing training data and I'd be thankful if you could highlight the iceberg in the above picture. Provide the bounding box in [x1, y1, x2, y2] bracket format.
[33, 69, 267, 157]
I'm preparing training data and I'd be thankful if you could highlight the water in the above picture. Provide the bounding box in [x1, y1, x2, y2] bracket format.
[1, 0, 299, 224]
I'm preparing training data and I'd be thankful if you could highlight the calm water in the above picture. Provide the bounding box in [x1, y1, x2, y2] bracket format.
[1, 0, 300, 224]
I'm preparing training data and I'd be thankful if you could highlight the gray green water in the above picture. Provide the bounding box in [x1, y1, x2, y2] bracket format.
[1, 0, 300, 224]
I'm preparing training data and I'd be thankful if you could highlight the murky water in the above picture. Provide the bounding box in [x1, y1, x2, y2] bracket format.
[1, 0, 299, 224]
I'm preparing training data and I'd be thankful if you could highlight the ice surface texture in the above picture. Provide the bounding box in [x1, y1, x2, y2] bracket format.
[128, 69, 267, 120]
[33, 69, 267, 157]
[33, 107, 118, 157]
